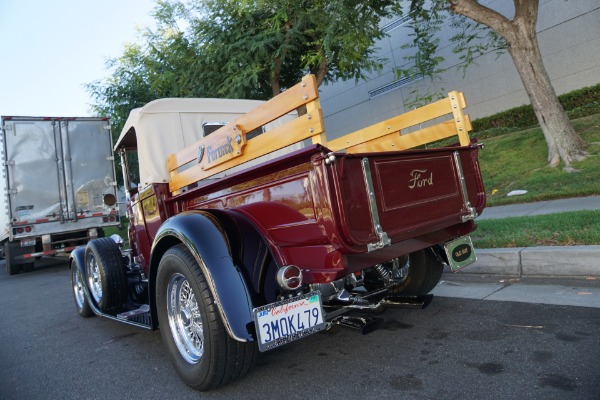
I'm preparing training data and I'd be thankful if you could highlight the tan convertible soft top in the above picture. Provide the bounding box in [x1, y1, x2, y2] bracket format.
[115, 98, 295, 187]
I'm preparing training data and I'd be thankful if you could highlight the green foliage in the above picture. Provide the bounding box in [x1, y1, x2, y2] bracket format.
[472, 83, 600, 133]
[472, 104, 538, 132]
[87, 0, 402, 136]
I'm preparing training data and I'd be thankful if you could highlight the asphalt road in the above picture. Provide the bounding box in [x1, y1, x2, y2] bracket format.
[1, 259, 599, 400]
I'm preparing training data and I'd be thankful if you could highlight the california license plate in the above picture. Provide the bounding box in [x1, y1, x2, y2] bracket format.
[253, 291, 326, 352]
[444, 235, 477, 272]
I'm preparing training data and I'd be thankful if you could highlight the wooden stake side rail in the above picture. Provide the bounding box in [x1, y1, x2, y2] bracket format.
[167, 75, 472, 193]
[326, 91, 471, 153]
[168, 75, 325, 192]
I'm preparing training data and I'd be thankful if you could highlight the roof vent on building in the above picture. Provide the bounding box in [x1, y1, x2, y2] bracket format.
[381, 15, 412, 33]
[368, 74, 423, 99]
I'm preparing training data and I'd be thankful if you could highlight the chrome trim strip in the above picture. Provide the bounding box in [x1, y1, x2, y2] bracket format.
[361, 158, 391, 252]
[453, 151, 477, 222]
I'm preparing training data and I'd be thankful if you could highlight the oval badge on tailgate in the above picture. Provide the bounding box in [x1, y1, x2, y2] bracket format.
[452, 243, 472, 263]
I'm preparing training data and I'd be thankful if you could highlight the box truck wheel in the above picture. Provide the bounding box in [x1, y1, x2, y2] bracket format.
[4, 242, 21, 276]
[156, 244, 256, 391]
[84, 238, 127, 313]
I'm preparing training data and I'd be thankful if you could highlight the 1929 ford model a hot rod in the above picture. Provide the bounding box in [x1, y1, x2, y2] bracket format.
[70, 75, 485, 390]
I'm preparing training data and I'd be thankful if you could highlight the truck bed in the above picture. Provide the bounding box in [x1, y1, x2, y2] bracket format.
[169, 141, 484, 283]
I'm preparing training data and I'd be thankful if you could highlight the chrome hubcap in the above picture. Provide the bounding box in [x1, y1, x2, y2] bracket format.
[72, 268, 86, 309]
[86, 254, 102, 303]
[166, 273, 204, 364]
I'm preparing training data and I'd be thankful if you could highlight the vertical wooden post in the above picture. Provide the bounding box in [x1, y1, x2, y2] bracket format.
[449, 91, 470, 146]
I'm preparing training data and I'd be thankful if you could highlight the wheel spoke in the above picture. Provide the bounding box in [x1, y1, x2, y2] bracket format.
[166, 273, 204, 364]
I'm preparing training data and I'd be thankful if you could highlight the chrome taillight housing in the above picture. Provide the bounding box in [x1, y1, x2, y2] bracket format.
[276, 265, 303, 291]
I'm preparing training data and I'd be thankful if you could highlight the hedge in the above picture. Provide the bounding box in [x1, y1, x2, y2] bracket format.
[472, 83, 600, 133]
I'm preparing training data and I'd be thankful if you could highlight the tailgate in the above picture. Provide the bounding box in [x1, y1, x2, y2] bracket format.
[330, 144, 485, 249]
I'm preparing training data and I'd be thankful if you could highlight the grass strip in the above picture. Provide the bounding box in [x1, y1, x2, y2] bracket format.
[472, 210, 600, 249]
[478, 114, 600, 206]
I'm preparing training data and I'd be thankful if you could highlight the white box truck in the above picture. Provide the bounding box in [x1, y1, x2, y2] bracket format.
[0, 116, 120, 275]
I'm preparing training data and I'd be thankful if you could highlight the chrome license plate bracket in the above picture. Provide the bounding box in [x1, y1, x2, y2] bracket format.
[253, 291, 325, 352]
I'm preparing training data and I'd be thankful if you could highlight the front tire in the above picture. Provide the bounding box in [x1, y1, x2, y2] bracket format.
[156, 244, 256, 391]
[85, 238, 127, 313]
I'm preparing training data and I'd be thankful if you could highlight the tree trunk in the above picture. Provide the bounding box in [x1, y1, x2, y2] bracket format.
[449, 0, 587, 168]
[506, 19, 587, 167]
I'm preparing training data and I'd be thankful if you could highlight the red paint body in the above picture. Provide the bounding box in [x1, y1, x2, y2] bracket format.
[127, 143, 485, 284]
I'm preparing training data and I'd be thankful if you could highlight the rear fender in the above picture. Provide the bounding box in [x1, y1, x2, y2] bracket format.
[149, 210, 255, 342]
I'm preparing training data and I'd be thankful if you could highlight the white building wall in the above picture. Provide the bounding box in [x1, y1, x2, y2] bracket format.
[319, 1, 600, 139]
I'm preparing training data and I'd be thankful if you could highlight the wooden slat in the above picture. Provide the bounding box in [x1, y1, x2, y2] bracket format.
[345, 120, 457, 153]
[169, 107, 325, 191]
[326, 96, 453, 152]
[448, 91, 470, 146]
[307, 100, 326, 145]
[328, 91, 472, 152]
[167, 124, 245, 172]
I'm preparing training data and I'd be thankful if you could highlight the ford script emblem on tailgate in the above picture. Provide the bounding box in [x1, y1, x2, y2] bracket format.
[408, 169, 433, 189]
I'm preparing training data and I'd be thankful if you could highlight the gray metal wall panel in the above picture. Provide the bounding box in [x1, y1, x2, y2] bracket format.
[320, 3, 600, 137]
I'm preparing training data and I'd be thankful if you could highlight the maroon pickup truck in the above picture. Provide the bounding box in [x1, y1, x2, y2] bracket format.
[69, 75, 485, 390]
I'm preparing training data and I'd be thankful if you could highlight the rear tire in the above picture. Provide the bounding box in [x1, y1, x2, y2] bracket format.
[387, 248, 444, 296]
[85, 238, 127, 313]
[156, 244, 257, 391]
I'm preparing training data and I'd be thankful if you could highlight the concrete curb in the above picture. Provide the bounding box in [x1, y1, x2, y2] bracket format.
[455, 245, 600, 277]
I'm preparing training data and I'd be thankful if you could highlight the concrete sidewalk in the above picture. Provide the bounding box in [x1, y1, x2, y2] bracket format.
[462, 195, 600, 277]
[478, 195, 600, 220]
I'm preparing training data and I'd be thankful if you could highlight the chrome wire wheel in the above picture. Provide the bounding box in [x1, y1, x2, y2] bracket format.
[166, 273, 204, 364]
[72, 267, 86, 309]
[86, 254, 102, 303]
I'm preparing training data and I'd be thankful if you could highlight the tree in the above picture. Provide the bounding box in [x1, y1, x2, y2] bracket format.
[172, 0, 401, 98]
[401, 0, 587, 169]
[88, 0, 402, 124]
